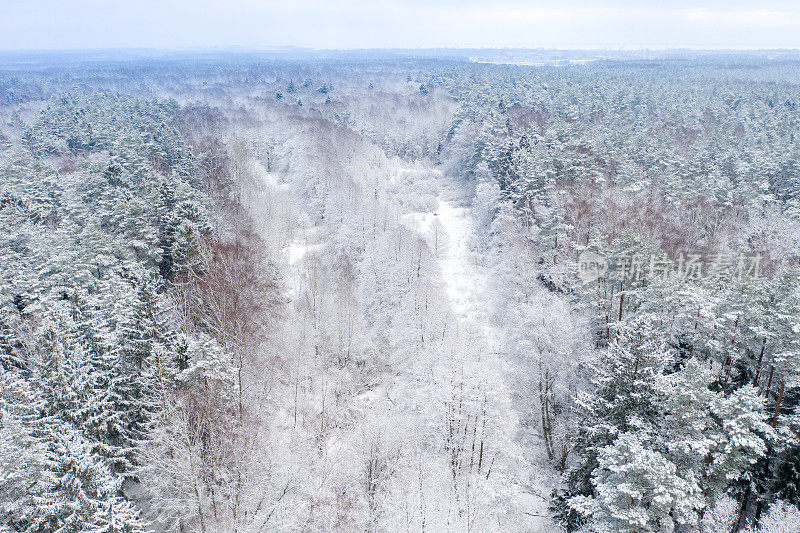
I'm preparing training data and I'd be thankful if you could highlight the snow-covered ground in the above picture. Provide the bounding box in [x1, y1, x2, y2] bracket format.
[435, 199, 497, 341]
[433, 193, 557, 532]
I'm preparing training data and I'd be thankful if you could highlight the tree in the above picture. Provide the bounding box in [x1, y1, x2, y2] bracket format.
[570, 431, 699, 533]
[554, 319, 671, 529]
[0, 352, 47, 531]
[138, 334, 236, 533]
[31, 424, 145, 533]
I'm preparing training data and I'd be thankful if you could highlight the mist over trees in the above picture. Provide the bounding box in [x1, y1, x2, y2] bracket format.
[1, 51, 800, 532]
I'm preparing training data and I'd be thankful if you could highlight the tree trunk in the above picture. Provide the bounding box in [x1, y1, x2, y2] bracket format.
[731, 485, 750, 533]
[753, 337, 766, 387]
[772, 379, 785, 427]
[765, 366, 774, 398]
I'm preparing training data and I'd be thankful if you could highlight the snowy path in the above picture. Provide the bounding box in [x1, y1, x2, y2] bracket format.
[433, 195, 556, 532]
[435, 200, 500, 347]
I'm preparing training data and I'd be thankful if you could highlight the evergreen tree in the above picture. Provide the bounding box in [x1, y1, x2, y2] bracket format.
[31, 425, 144, 533]
[570, 431, 700, 533]
[554, 319, 671, 529]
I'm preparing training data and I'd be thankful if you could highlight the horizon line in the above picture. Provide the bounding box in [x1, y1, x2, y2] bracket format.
[3, 45, 800, 54]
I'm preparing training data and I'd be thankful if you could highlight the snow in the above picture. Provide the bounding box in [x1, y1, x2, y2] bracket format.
[433, 195, 557, 531]
[249, 159, 289, 191]
[436, 200, 497, 340]
[249, 138, 560, 530]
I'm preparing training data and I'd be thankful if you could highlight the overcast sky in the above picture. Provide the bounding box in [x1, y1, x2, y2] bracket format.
[4, 1, 800, 51]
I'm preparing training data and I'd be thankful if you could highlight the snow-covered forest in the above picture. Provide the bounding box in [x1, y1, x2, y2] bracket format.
[1, 51, 800, 532]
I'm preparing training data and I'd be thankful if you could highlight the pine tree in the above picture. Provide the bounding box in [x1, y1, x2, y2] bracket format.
[659, 359, 773, 525]
[110, 279, 176, 466]
[553, 318, 671, 529]
[775, 443, 800, 506]
[570, 431, 700, 533]
[712, 384, 775, 529]
[88, 497, 146, 533]
[31, 425, 145, 533]
[0, 354, 47, 531]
